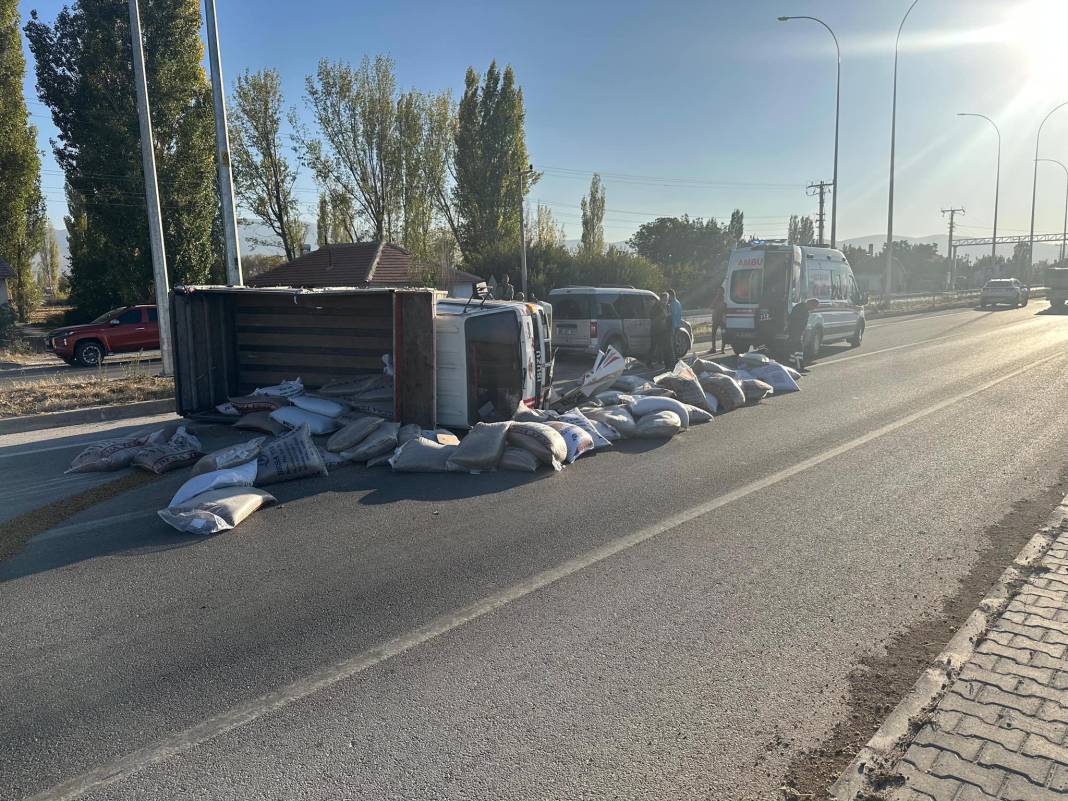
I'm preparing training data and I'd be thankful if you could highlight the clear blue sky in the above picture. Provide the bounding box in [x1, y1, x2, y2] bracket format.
[18, 0, 1068, 253]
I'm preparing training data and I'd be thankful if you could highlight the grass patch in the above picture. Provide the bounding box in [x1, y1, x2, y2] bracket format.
[26, 305, 73, 327]
[0, 372, 173, 418]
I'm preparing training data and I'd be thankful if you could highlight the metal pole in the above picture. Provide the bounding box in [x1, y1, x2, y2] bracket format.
[128, 0, 173, 376]
[778, 16, 840, 248]
[1037, 159, 1068, 263]
[204, 0, 242, 285]
[955, 114, 1000, 261]
[518, 163, 529, 299]
[1029, 101, 1068, 273]
[885, 0, 921, 297]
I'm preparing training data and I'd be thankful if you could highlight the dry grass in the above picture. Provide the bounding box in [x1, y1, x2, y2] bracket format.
[26, 305, 72, 327]
[0, 372, 173, 418]
[0, 345, 44, 366]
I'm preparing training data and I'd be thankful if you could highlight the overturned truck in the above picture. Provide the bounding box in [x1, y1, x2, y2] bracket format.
[170, 286, 550, 429]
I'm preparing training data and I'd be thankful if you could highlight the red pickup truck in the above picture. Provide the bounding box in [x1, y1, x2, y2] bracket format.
[46, 305, 160, 366]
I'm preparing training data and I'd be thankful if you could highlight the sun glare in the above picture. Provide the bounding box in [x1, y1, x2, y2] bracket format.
[1002, 0, 1068, 96]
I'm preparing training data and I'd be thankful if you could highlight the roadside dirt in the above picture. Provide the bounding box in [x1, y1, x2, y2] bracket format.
[780, 470, 1068, 800]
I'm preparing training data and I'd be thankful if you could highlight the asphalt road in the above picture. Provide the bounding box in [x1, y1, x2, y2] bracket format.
[3, 305, 1068, 801]
[0, 354, 162, 388]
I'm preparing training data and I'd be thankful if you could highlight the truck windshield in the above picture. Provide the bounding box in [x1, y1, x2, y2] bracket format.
[466, 311, 523, 425]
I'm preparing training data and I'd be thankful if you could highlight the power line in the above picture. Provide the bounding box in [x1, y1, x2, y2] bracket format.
[536, 164, 805, 191]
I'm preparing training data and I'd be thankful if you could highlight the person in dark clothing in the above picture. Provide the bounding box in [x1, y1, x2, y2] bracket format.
[649, 292, 674, 369]
[497, 273, 515, 301]
[788, 298, 821, 370]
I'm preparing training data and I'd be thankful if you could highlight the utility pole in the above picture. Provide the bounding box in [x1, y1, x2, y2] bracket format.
[128, 0, 173, 376]
[807, 180, 832, 246]
[518, 163, 531, 299]
[941, 207, 965, 290]
[203, 0, 242, 285]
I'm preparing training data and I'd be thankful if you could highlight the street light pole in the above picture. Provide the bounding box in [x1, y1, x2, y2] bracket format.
[956, 113, 1001, 262]
[778, 15, 841, 248]
[1029, 101, 1068, 272]
[128, 0, 173, 376]
[885, 0, 921, 297]
[204, 0, 242, 285]
[1036, 159, 1068, 264]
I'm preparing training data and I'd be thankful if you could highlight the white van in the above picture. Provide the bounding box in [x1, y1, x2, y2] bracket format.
[435, 298, 551, 428]
[722, 242, 866, 359]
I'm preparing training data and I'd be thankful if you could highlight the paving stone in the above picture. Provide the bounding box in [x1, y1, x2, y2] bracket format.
[977, 685, 1043, 717]
[977, 740, 1052, 785]
[978, 640, 1064, 672]
[998, 705, 1068, 745]
[953, 784, 1001, 801]
[932, 749, 1005, 796]
[1049, 762, 1068, 791]
[1020, 732, 1068, 766]
[994, 656, 1056, 685]
[900, 757, 965, 799]
[996, 631, 1067, 660]
[1037, 699, 1068, 725]
[914, 727, 986, 761]
[999, 773, 1064, 801]
[952, 713, 1028, 752]
[942, 691, 1001, 724]
[902, 741, 941, 773]
[959, 665, 1020, 693]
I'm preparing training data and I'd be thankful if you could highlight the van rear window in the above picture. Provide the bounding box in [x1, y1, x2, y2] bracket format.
[552, 295, 591, 320]
[730, 269, 762, 304]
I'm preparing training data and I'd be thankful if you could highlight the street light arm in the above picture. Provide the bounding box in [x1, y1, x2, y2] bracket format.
[778, 16, 840, 61]
[1029, 100, 1068, 272]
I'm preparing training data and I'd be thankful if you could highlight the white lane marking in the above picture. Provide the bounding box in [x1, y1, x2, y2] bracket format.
[865, 308, 976, 329]
[27, 350, 1065, 801]
[0, 441, 91, 460]
[819, 315, 1053, 367]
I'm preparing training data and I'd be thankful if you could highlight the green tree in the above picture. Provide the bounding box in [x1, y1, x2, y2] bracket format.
[316, 193, 330, 246]
[447, 61, 535, 275]
[10, 185, 46, 320]
[40, 226, 62, 292]
[0, 0, 42, 315]
[580, 173, 605, 257]
[628, 215, 730, 296]
[26, 0, 221, 320]
[329, 191, 357, 243]
[231, 68, 305, 261]
[299, 56, 398, 241]
[727, 210, 744, 244]
[788, 215, 815, 245]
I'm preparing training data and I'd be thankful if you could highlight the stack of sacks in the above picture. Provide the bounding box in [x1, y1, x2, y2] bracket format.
[506, 422, 568, 471]
[158, 459, 272, 535]
[627, 396, 689, 438]
[270, 394, 349, 435]
[327, 415, 401, 465]
[318, 374, 394, 418]
[131, 426, 204, 474]
[653, 361, 718, 420]
[66, 423, 195, 474]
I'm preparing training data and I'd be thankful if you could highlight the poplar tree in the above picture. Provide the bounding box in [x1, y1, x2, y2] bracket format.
[26, 0, 220, 319]
[0, 0, 43, 319]
[580, 173, 606, 257]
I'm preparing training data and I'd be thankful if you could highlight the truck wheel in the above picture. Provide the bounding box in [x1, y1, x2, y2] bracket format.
[75, 340, 104, 367]
[848, 321, 865, 348]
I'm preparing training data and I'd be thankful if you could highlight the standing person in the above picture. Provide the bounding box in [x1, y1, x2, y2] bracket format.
[788, 297, 821, 371]
[649, 292, 673, 369]
[709, 286, 727, 354]
[497, 273, 515, 301]
[668, 289, 683, 364]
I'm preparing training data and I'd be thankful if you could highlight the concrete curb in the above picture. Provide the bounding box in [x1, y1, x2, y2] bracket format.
[829, 494, 1068, 800]
[0, 398, 176, 436]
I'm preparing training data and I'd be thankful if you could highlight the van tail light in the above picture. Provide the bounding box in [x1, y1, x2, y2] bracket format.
[590, 321, 598, 340]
